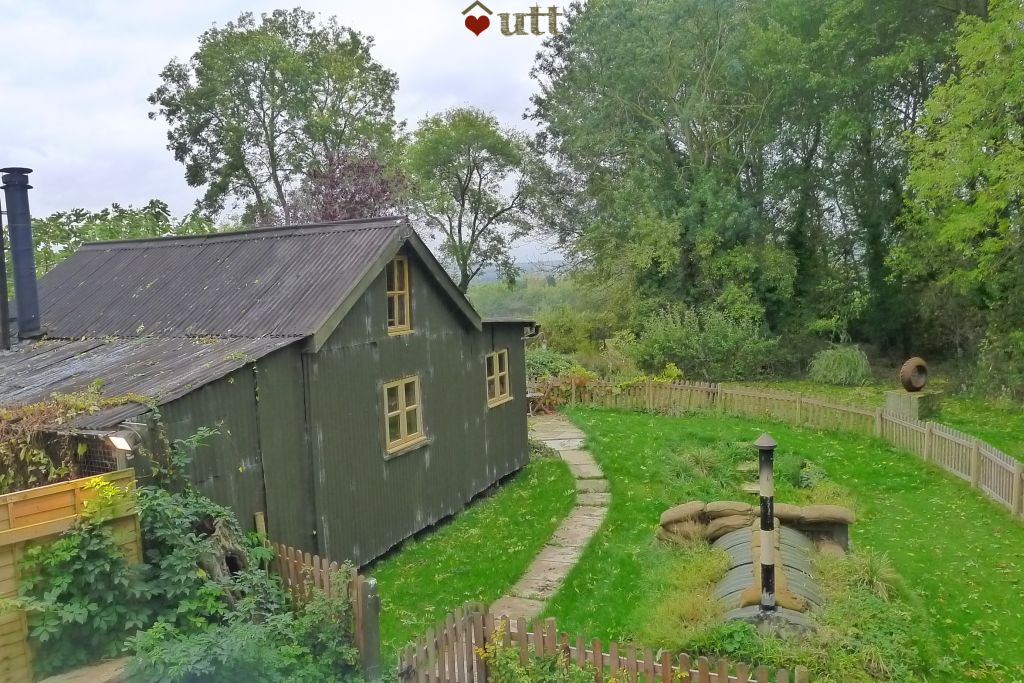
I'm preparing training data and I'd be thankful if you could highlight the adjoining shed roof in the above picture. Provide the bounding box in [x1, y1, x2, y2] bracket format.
[0, 336, 293, 428]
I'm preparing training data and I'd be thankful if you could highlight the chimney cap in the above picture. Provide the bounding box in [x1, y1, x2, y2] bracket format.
[1, 167, 33, 187]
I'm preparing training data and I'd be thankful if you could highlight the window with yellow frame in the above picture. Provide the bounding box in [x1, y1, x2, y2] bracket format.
[383, 376, 424, 453]
[485, 349, 511, 407]
[386, 256, 411, 334]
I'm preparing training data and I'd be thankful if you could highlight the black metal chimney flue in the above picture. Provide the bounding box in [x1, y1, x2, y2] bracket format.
[0, 195, 10, 351]
[0, 167, 42, 339]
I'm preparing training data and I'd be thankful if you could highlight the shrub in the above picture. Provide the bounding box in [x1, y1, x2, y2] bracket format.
[974, 329, 1024, 400]
[807, 345, 871, 386]
[526, 347, 574, 380]
[631, 306, 779, 381]
[128, 585, 361, 683]
[478, 619, 593, 683]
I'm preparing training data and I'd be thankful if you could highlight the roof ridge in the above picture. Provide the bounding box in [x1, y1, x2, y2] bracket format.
[79, 216, 409, 250]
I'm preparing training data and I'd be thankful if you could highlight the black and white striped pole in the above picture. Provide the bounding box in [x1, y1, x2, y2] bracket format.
[755, 433, 777, 613]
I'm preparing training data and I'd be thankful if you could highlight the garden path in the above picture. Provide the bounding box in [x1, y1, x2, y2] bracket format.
[489, 415, 608, 622]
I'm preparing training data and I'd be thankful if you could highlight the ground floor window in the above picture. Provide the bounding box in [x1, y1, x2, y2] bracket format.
[384, 375, 424, 453]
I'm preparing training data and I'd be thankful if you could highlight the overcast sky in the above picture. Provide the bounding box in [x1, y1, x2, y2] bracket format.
[0, 0, 563, 261]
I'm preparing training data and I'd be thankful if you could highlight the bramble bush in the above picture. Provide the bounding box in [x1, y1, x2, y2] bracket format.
[526, 347, 574, 380]
[630, 306, 779, 381]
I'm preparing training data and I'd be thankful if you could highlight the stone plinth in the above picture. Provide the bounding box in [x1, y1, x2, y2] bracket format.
[885, 390, 943, 420]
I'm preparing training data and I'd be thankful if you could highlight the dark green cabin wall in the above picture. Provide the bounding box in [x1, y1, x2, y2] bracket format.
[160, 366, 267, 529]
[306, 248, 529, 564]
[254, 347, 316, 549]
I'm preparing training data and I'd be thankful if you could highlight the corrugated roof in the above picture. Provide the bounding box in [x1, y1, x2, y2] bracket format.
[36, 217, 411, 339]
[1, 216, 486, 429]
[0, 336, 294, 428]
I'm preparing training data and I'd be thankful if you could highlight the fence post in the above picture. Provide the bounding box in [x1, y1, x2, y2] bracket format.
[571, 381, 577, 407]
[873, 408, 882, 438]
[358, 578, 382, 682]
[646, 379, 653, 411]
[970, 440, 982, 489]
[796, 393, 803, 424]
[924, 423, 934, 462]
[1013, 463, 1023, 518]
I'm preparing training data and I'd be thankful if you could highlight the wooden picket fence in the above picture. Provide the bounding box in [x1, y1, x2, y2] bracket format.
[267, 540, 382, 680]
[398, 604, 808, 683]
[0, 469, 141, 683]
[555, 379, 1024, 518]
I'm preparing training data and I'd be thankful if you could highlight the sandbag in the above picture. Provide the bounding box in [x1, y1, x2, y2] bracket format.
[660, 501, 706, 526]
[705, 501, 754, 518]
[800, 504, 855, 525]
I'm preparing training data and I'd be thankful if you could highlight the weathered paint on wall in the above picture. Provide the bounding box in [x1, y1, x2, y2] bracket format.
[305, 247, 528, 564]
[159, 366, 268, 530]
[159, 246, 528, 565]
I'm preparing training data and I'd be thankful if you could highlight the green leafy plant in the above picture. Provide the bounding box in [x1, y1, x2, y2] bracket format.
[807, 345, 871, 386]
[526, 347, 575, 380]
[477, 619, 593, 683]
[13, 484, 151, 677]
[128, 581, 361, 683]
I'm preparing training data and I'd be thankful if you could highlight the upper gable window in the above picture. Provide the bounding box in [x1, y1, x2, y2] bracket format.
[386, 256, 411, 334]
[486, 349, 512, 407]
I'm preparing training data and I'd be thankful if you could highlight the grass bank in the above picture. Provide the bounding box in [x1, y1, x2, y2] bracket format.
[549, 407, 1024, 681]
[368, 455, 575, 659]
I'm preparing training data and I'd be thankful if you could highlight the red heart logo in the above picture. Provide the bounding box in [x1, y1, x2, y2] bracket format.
[465, 15, 490, 36]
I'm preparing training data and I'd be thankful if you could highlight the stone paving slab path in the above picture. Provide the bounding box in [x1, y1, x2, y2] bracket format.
[490, 415, 609, 623]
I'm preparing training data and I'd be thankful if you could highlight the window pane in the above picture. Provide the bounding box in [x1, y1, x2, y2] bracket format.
[405, 407, 420, 436]
[396, 259, 406, 290]
[487, 378, 497, 400]
[387, 415, 402, 442]
[404, 380, 418, 407]
[387, 296, 397, 326]
[386, 261, 396, 291]
[486, 354, 495, 377]
[386, 386, 400, 412]
[499, 374, 508, 397]
[498, 351, 507, 372]
[395, 295, 407, 326]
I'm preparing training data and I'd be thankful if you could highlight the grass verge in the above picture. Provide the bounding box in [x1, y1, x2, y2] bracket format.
[549, 407, 1024, 681]
[368, 455, 576, 660]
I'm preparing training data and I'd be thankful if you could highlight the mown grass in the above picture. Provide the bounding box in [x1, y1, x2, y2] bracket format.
[741, 378, 1024, 460]
[549, 407, 1024, 681]
[368, 455, 576, 660]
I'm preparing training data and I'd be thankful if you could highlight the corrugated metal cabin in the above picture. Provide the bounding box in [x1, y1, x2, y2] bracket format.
[0, 217, 533, 565]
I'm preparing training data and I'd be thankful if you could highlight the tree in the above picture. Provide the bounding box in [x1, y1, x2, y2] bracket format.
[405, 108, 536, 291]
[898, 0, 1024, 393]
[287, 152, 406, 223]
[149, 9, 398, 224]
[29, 201, 216, 275]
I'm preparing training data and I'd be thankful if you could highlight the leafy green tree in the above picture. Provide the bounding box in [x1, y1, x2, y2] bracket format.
[405, 107, 537, 291]
[27, 200, 216, 276]
[149, 9, 398, 223]
[899, 0, 1024, 393]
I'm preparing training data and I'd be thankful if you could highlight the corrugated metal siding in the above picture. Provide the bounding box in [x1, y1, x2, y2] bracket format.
[255, 347, 317, 550]
[305, 248, 529, 565]
[160, 367, 267, 531]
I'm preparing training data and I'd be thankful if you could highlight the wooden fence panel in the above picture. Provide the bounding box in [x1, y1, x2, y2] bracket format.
[399, 605, 807, 683]
[0, 469, 140, 683]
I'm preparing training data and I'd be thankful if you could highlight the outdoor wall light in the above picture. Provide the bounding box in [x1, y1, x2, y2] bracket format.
[108, 430, 140, 452]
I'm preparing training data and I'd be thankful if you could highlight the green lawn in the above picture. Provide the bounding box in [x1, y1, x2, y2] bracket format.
[548, 407, 1024, 681]
[741, 378, 1024, 460]
[367, 456, 576, 660]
